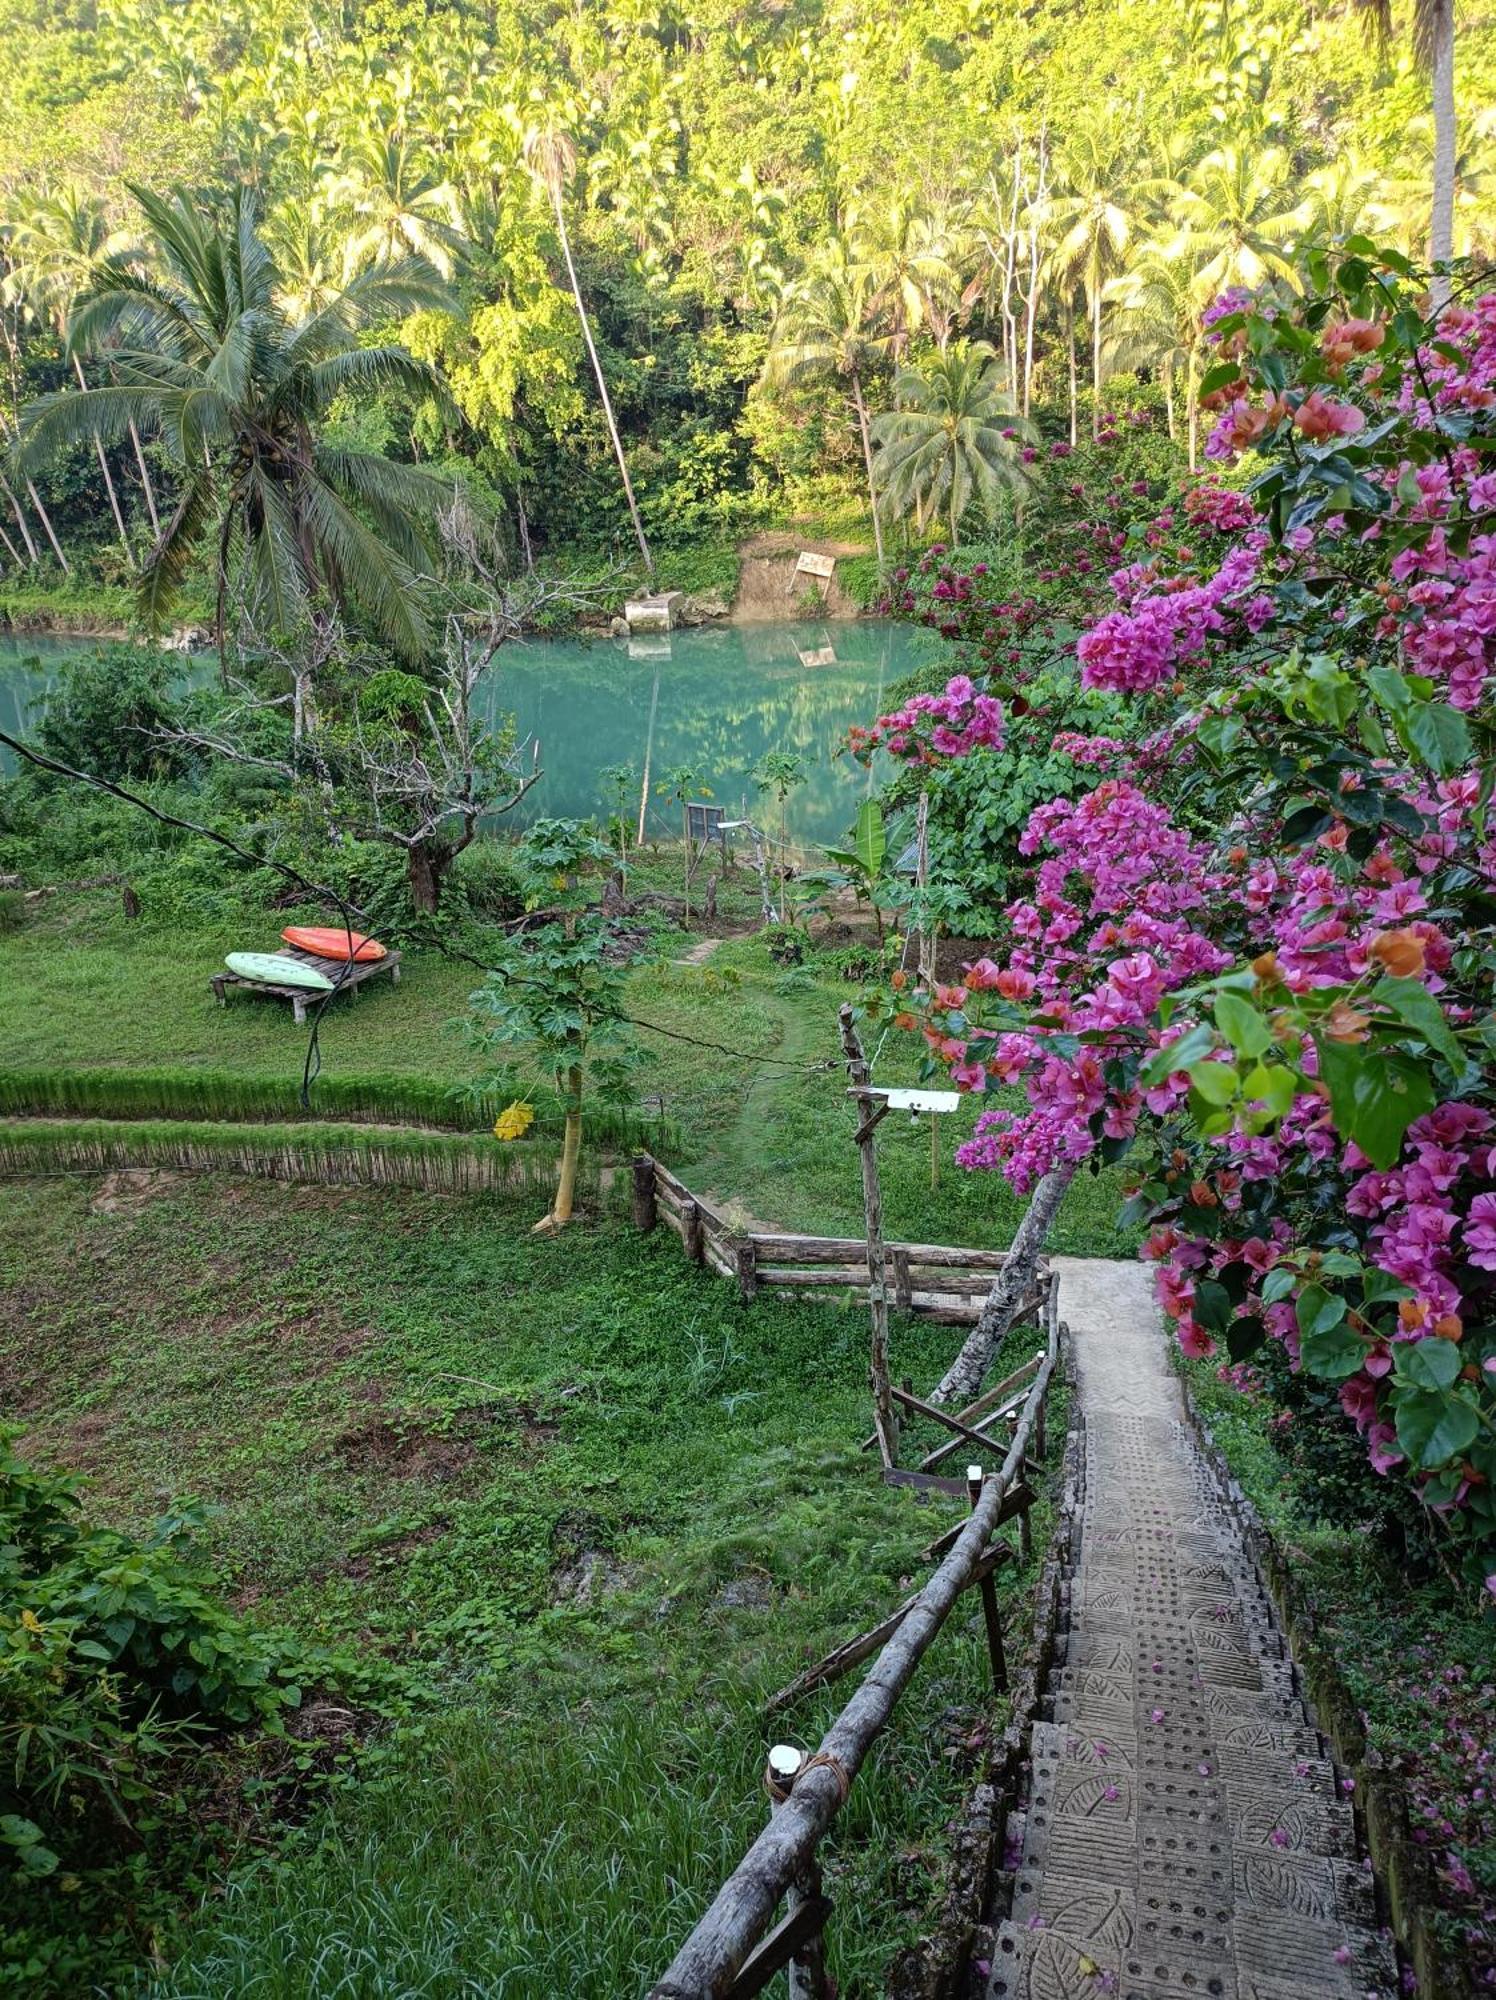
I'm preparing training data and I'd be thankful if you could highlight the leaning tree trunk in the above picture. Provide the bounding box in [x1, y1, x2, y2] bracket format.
[1092, 286, 1103, 440]
[1066, 304, 1078, 447]
[73, 357, 132, 567]
[927, 1161, 1075, 1408]
[1, 475, 40, 565]
[25, 477, 68, 573]
[552, 191, 653, 575]
[0, 510, 23, 569]
[849, 367, 886, 572]
[129, 420, 160, 540]
[1428, 2, 1457, 311]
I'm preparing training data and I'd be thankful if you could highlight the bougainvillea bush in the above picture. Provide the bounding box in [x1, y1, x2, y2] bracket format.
[877, 243, 1496, 1592]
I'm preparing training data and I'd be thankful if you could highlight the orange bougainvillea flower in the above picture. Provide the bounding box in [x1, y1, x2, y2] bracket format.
[1433, 1314, 1464, 1342]
[1325, 999, 1371, 1043]
[1293, 390, 1366, 442]
[1251, 951, 1282, 987]
[1320, 317, 1385, 367]
[493, 1101, 536, 1142]
[1369, 927, 1427, 978]
[1216, 396, 1288, 454]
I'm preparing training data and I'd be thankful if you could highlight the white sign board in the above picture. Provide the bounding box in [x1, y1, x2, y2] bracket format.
[871, 1088, 964, 1114]
[794, 550, 836, 579]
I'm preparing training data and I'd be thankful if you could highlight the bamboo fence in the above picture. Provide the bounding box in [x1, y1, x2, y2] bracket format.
[649, 1276, 1064, 1998]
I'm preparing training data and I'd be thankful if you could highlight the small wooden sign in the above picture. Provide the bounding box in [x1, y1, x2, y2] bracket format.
[686, 801, 725, 844]
[794, 550, 836, 579]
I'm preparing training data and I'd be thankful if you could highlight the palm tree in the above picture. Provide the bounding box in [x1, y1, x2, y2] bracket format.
[1046, 124, 1161, 438]
[331, 130, 466, 282]
[1105, 245, 1206, 464]
[1166, 147, 1306, 300]
[1353, 0, 1457, 302]
[849, 197, 957, 358]
[523, 124, 653, 575]
[870, 341, 1032, 547]
[764, 245, 890, 569]
[16, 184, 453, 663]
[2, 186, 157, 562]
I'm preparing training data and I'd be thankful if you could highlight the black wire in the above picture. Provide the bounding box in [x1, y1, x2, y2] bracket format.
[0, 728, 839, 1083]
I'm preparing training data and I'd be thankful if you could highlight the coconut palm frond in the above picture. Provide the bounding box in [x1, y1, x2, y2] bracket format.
[138, 470, 217, 632]
[295, 471, 433, 661]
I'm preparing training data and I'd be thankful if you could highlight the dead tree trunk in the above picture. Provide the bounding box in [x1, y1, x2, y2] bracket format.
[926, 1161, 1074, 1409]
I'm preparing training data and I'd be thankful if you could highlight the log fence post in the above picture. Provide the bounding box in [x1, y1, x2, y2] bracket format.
[764, 1746, 828, 2000]
[736, 1238, 759, 1302]
[632, 1155, 658, 1233]
[966, 1465, 1009, 1692]
[838, 1004, 898, 1468]
[892, 1247, 911, 1311]
[682, 1198, 705, 1265]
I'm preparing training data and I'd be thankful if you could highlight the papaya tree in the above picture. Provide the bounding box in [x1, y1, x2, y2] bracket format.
[471, 818, 649, 1233]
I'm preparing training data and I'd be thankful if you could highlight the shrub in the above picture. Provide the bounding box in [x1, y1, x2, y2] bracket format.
[34, 645, 188, 782]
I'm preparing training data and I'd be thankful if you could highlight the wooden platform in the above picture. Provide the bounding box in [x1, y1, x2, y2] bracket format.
[210, 946, 402, 1024]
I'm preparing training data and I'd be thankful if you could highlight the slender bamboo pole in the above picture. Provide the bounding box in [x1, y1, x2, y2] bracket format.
[650, 1332, 1056, 1997]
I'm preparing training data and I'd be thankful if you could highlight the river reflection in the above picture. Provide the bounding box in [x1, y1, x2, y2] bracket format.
[0, 618, 943, 850]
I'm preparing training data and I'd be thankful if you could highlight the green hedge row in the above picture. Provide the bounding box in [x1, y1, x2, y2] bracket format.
[0, 1065, 675, 1153]
[0, 1116, 597, 1198]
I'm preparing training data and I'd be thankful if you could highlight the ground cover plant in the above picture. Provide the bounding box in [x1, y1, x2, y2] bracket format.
[0, 1170, 1062, 1995]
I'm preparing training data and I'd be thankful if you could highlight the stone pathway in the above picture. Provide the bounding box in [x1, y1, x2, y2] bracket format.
[987, 1257, 1397, 2000]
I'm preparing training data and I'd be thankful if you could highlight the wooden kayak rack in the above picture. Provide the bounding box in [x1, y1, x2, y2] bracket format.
[630, 1153, 1015, 1326]
[210, 946, 402, 1025]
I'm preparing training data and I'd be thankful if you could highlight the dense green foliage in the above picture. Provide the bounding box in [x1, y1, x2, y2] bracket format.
[1, 0, 1493, 593]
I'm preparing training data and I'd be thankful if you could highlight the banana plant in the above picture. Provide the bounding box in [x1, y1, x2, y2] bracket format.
[806, 798, 898, 941]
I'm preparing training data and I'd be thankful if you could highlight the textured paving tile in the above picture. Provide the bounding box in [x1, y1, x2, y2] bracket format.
[985, 1258, 1398, 2000]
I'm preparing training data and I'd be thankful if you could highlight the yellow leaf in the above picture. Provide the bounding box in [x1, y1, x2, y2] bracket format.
[493, 1101, 537, 1143]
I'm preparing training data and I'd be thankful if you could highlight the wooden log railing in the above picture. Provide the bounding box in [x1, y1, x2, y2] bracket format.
[648, 1279, 1063, 2000]
[630, 1154, 1015, 1326]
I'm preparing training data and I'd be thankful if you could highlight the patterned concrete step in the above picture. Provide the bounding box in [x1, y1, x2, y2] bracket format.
[982, 1258, 1400, 2000]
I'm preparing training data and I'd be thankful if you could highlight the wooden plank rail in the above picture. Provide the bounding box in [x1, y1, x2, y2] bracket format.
[649, 1289, 1061, 1999]
[631, 1156, 1031, 1331]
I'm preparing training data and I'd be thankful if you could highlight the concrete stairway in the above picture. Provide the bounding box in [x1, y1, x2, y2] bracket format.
[985, 1258, 1397, 2000]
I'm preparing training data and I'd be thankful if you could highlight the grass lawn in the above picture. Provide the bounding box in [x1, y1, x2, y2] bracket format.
[1, 1172, 1064, 1997]
[0, 884, 1135, 1256]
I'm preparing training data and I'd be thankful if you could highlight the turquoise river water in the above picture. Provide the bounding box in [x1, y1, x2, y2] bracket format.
[0, 619, 942, 850]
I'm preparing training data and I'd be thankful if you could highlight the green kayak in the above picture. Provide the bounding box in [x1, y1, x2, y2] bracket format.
[225, 951, 336, 993]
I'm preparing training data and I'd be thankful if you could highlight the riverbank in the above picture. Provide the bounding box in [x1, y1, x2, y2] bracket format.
[0, 520, 887, 644]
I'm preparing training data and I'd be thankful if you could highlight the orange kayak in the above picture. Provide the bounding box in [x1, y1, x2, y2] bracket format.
[281, 925, 387, 963]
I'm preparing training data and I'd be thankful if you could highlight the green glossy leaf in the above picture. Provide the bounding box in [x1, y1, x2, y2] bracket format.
[1215, 992, 1272, 1059]
[1261, 1268, 1296, 1305]
[1193, 1280, 1232, 1333]
[1188, 1061, 1238, 1106]
[1394, 1389, 1480, 1468]
[1241, 1063, 1298, 1118]
[1373, 977, 1464, 1070]
[1314, 1036, 1436, 1169]
[1393, 1338, 1461, 1391]
[1138, 1022, 1214, 1087]
[1399, 699, 1472, 776]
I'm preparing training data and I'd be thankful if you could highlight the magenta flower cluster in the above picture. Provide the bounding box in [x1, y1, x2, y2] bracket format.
[850, 674, 1005, 766]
